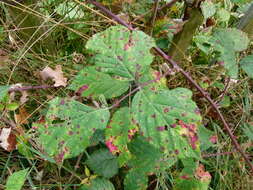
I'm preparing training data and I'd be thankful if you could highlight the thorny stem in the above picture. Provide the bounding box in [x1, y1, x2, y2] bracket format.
[87, 0, 253, 173]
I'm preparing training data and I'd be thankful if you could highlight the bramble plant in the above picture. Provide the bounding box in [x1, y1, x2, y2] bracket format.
[1, 0, 253, 189]
[33, 25, 210, 189]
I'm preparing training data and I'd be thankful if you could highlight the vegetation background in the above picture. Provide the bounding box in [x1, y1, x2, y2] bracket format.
[0, 0, 253, 189]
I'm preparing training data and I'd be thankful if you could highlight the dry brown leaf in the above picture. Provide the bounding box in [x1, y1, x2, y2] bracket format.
[40, 65, 67, 87]
[0, 127, 17, 151]
[20, 90, 29, 104]
[15, 107, 29, 125]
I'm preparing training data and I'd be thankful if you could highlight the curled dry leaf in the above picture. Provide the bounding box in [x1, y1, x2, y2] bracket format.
[15, 107, 29, 125]
[20, 90, 29, 104]
[0, 127, 17, 151]
[40, 65, 67, 87]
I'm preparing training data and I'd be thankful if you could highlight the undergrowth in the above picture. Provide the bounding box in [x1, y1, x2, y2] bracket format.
[0, 0, 253, 189]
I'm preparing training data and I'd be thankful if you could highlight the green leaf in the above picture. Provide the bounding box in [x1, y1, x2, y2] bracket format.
[174, 178, 210, 190]
[175, 161, 211, 190]
[6, 102, 19, 111]
[105, 107, 137, 166]
[124, 137, 176, 190]
[219, 96, 231, 108]
[86, 149, 119, 178]
[130, 136, 177, 171]
[34, 97, 110, 162]
[201, 1, 216, 19]
[0, 86, 10, 101]
[210, 28, 249, 78]
[55, 2, 84, 19]
[6, 168, 29, 190]
[68, 66, 129, 99]
[86, 25, 155, 80]
[79, 178, 115, 190]
[124, 169, 148, 190]
[198, 126, 216, 151]
[239, 54, 253, 78]
[216, 8, 230, 22]
[132, 88, 202, 159]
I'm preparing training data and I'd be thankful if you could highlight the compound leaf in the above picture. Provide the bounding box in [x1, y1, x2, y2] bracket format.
[86, 25, 155, 80]
[34, 97, 110, 162]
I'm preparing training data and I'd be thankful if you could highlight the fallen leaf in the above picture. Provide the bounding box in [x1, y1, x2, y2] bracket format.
[20, 90, 29, 104]
[0, 127, 17, 151]
[40, 65, 67, 87]
[15, 107, 29, 125]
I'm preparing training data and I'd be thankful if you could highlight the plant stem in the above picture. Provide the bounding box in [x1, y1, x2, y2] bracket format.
[150, 0, 160, 36]
[86, 0, 253, 174]
[8, 85, 60, 92]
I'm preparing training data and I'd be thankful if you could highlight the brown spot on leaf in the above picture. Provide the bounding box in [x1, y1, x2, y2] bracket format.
[60, 99, 65, 105]
[209, 135, 218, 144]
[180, 175, 190, 180]
[68, 131, 74, 135]
[164, 108, 169, 113]
[76, 85, 89, 95]
[117, 56, 123, 61]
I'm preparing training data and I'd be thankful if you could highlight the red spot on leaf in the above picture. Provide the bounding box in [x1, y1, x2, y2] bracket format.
[170, 123, 177, 128]
[164, 108, 169, 113]
[151, 114, 156, 118]
[106, 138, 118, 153]
[60, 99, 65, 105]
[68, 131, 74, 135]
[128, 128, 137, 140]
[180, 175, 190, 180]
[209, 135, 218, 144]
[195, 164, 211, 182]
[76, 85, 89, 95]
[178, 120, 198, 149]
[156, 126, 166, 131]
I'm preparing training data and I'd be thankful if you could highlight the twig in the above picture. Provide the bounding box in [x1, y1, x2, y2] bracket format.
[150, 0, 160, 36]
[202, 151, 234, 158]
[217, 77, 231, 103]
[8, 85, 60, 92]
[0, 117, 16, 128]
[86, 0, 253, 173]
